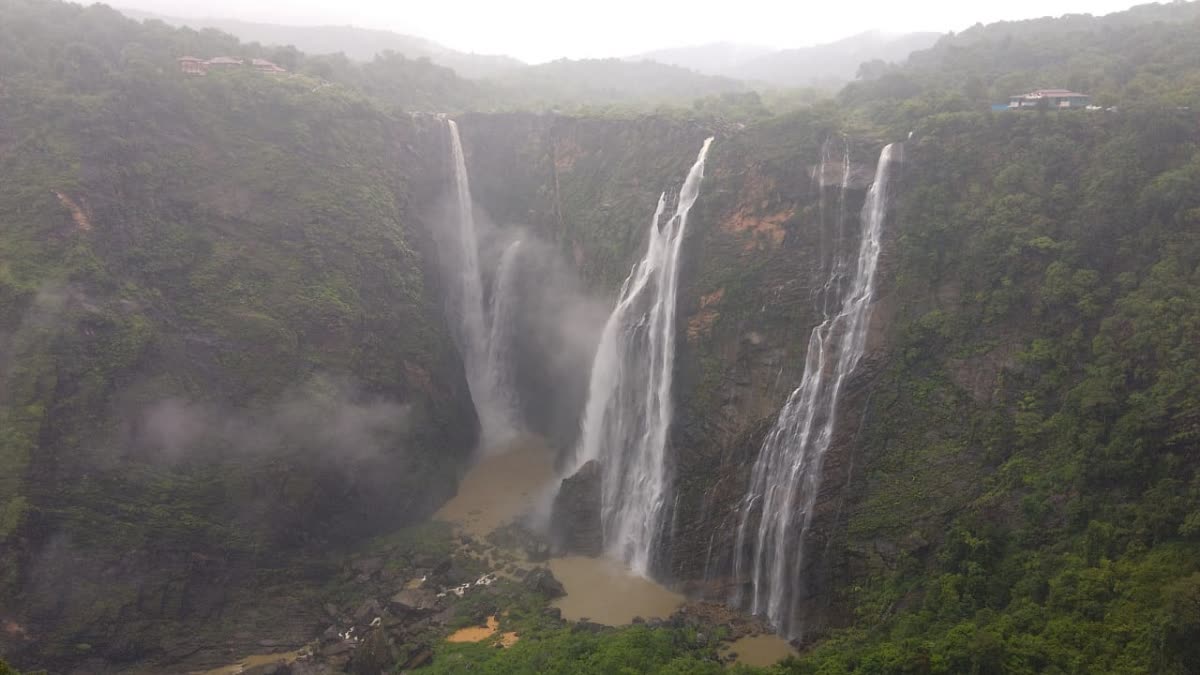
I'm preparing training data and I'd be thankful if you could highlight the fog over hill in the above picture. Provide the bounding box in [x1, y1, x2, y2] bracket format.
[632, 30, 943, 87]
[119, 8, 525, 78]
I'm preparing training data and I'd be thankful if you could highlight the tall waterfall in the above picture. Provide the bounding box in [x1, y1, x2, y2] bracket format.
[733, 143, 897, 638]
[483, 239, 524, 433]
[445, 119, 516, 447]
[572, 137, 714, 576]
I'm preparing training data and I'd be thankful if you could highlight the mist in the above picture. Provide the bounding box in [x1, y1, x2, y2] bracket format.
[127, 376, 412, 465]
[116, 0, 1144, 62]
[427, 159, 610, 458]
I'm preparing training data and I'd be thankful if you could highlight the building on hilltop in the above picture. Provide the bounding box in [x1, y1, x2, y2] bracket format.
[251, 58, 287, 74]
[205, 56, 245, 69]
[177, 56, 206, 75]
[176, 56, 287, 76]
[1008, 89, 1091, 109]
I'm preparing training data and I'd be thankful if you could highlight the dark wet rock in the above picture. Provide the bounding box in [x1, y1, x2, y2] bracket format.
[292, 662, 340, 675]
[348, 629, 392, 675]
[572, 621, 606, 634]
[523, 567, 566, 599]
[351, 557, 385, 579]
[542, 606, 562, 621]
[631, 616, 645, 624]
[432, 606, 457, 626]
[323, 603, 340, 619]
[489, 522, 554, 562]
[526, 541, 551, 562]
[352, 598, 383, 623]
[389, 588, 438, 613]
[244, 661, 292, 675]
[321, 640, 356, 657]
[442, 560, 476, 586]
[550, 460, 603, 556]
[400, 645, 433, 670]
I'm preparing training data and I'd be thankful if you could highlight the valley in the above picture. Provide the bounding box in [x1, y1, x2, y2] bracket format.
[2, 0, 1200, 673]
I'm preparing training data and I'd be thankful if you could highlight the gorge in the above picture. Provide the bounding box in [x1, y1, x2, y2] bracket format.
[3, 1, 1200, 673]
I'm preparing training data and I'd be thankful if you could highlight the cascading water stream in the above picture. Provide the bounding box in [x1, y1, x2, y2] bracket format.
[444, 119, 517, 448]
[571, 137, 714, 577]
[732, 143, 897, 638]
[483, 239, 524, 433]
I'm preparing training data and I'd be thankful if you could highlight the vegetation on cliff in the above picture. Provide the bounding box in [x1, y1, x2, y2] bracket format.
[773, 6, 1200, 673]
[2, 0, 1200, 672]
[0, 0, 476, 666]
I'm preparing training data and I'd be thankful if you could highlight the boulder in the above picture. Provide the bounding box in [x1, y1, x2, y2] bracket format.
[352, 598, 383, 623]
[389, 588, 438, 613]
[550, 460, 604, 556]
[348, 629, 392, 675]
[522, 567, 566, 599]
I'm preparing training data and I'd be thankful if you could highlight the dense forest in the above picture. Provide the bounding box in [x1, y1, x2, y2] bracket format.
[1, 0, 1199, 673]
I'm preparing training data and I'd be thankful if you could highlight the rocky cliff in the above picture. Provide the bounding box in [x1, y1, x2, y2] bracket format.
[0, 69, 479, 670]
[453, 109, 892, 631]
[453, 102, 1200, 664]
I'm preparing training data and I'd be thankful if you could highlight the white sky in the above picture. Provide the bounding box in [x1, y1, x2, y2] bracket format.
[121, 0, 1148, 63]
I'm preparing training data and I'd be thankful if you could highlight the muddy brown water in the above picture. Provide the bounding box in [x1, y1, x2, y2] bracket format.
[434, 435, 557, 538]
[548, 555, 684, 624]
[721, 634, 798, 667]
[434, 436, 683, 624]
[434, 437, 793, 667]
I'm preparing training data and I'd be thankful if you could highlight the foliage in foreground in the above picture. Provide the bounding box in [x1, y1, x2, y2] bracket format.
[426, 625, 773, 675]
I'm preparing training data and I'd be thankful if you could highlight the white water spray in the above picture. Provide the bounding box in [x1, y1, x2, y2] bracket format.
[572, 137, 714, 576]
[733, 143, 897, 638]
[445, 119, 517, 448]
[483, 239, 524, 433]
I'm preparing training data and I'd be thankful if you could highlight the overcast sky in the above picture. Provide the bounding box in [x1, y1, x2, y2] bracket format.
[118, 0, 1147, 63]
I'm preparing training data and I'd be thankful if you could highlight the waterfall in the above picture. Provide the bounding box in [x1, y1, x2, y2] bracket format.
[483, 239, 524, 434]
[444, 119, 516, 448]
[733, 142, 897, 638]
[571, 137, 714, 576]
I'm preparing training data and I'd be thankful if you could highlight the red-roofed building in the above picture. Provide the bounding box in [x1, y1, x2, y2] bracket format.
[251, 58, 287, 74]
[177, 56, 206, 75]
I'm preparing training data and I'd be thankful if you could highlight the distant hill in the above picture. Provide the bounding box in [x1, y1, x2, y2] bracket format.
[633, 31, 942, 88]
[488, 58, 747, 107]
[118, 9, 525, 79]
[737, 31, 942, 87]
[630, 42, 776, 78]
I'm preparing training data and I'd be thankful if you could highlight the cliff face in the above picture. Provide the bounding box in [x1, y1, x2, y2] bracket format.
[455, 106, 1200, 659]
[0, 77, 477, 668]
[454, 110, 893, 632]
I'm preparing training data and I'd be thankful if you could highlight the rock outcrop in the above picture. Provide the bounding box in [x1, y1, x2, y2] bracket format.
[550, 460, 604, 556]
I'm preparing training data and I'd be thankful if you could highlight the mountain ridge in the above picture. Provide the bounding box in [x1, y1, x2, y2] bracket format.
[118, 8, 526, 78]
[629, 30, 943, 87]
